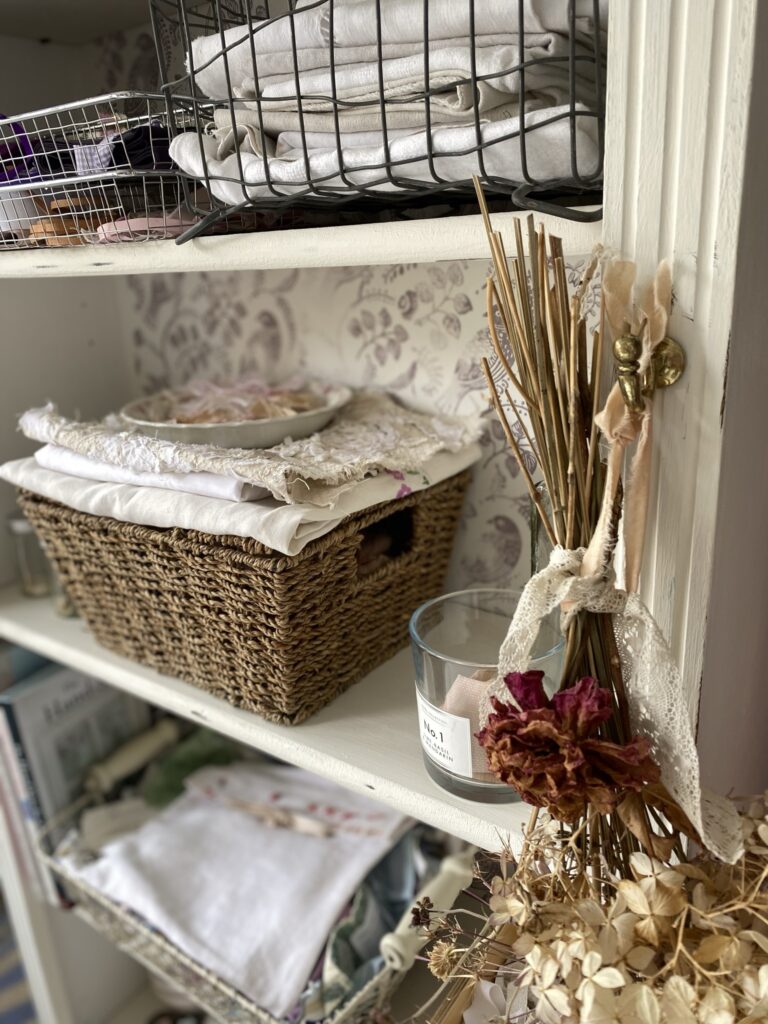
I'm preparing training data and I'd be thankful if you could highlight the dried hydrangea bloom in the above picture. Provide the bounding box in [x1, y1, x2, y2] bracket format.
[427, 939, 462, 980]
[476, 672, 660, 822]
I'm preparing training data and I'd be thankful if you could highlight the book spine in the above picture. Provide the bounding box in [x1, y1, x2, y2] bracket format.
[0, 737, 32, 887]
[0, 709, 61, 907]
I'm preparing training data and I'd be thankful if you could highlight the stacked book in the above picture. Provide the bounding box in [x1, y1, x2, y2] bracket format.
[0, 654, 151, 905]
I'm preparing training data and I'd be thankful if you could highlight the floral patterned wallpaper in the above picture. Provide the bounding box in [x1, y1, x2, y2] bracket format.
[119, 256, 590, 591]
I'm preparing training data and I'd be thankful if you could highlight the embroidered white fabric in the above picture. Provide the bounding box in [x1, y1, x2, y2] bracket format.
[480, 547, 743, 865]
[19, 392, 483, 508]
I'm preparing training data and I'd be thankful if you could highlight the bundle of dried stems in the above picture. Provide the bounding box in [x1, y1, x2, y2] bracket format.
[473, 182, 627, 709]
[474, 178, 637, 770]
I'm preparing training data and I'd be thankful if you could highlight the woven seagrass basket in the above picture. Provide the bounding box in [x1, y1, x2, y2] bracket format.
[17, 470, 469, 724]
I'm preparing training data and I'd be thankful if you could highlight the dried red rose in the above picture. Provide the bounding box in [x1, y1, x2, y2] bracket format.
[476, 672, 659, 822]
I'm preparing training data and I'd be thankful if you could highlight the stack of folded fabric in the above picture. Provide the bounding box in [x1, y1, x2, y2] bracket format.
[169, 0, 607, 202]
[62, 760, 437, 1018]
[0, 389, 482, 557]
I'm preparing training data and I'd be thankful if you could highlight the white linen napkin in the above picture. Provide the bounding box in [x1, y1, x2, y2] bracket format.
[66, 763, 409, 1016]
[35, 444, 269, 502]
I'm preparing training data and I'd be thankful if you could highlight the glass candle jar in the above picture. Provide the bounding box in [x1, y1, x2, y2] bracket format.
[410, 588, 563, 803]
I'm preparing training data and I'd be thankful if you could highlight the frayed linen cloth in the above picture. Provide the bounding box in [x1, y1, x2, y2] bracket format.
[170, 104, 600, 204]
[63, 763, 409, 1016]
[18, 391, 482, 508]
[0, 445, 479, 556]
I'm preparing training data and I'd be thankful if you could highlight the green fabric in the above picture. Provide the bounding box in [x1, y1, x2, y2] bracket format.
[141, 727, 240, 807]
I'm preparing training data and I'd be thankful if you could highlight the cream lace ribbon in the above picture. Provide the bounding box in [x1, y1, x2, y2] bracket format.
[480, 547, 743, 864]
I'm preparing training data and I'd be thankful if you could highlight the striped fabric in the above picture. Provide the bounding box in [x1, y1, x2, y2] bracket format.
[0, 912, 36, 1024]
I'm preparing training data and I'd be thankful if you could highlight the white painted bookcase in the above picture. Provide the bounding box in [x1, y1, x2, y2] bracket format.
[1, 1, 767, 1020]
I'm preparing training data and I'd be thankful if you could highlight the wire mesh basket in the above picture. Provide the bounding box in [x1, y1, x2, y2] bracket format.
[149, 0, 606, 241]
[0, 93, 195, 249]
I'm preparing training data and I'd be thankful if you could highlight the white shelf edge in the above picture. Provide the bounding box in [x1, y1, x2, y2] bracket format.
[0, 588, 531, 852]
[0, 210, 601, 279]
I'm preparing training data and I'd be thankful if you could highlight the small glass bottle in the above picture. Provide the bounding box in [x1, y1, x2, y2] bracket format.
[410, 588, 563, 803]
[7, 513, 52, 597]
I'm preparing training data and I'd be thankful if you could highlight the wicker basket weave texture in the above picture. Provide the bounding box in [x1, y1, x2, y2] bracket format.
[18, 470, 469, 724]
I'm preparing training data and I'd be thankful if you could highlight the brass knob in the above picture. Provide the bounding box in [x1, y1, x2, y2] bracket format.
[647, 337, 686, 391]
[612, 334, 686, 412]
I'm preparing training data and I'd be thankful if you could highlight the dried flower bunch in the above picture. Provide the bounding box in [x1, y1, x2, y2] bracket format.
[408, 190, 750, 1024]
[469, 179, 679, 871]
[478, 671, 659, 823]
[416, 802, 768, 1023]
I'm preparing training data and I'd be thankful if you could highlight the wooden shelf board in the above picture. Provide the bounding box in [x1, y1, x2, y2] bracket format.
[0, 588, 530, 852]
[0, 210, 600, 279]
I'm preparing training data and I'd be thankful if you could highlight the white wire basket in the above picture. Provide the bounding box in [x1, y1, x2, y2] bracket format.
[0, 93, 192, 249]
[0, 92, 275, 249]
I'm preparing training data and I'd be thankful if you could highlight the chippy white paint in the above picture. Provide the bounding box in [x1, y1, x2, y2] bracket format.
[602, 0, 759, 752]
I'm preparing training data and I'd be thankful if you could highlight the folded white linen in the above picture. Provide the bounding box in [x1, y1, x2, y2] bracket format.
[19, 392, 482, 508]
[274, 125, 423, 153]
[65, 762, 409, 1015]
[193, 37, 455, 86]
[34, 444, 269, 502]
[217, 100, 517, 137]
[246, 36, 596, 118]
[191, 0, 606, 98]
[170, 104, 600, 202]
[200, 31, 596, 90]
[313, 0, 605, 46]
[0, 445, 480, 556]
[275, 126, 416, 155]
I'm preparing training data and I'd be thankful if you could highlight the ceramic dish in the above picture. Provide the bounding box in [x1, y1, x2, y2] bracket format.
[120, 382, 352, 449]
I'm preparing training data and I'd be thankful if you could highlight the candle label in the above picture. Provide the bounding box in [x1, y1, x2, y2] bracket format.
[416, 692, 473, 778]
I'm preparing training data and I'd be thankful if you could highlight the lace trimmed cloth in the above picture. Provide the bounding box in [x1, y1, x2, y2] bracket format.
[19, 392, 483, 508]
[481, 547, 744, 865]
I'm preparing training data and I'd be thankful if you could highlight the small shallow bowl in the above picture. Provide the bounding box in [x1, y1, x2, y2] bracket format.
[120, 382, 352, 449]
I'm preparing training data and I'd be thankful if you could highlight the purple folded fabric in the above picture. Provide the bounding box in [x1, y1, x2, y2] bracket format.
[0, 117, 38, 184]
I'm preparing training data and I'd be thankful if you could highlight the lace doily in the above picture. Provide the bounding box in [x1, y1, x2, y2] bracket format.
[480, 547, 743, 865]
[19, 392, 483, 508]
